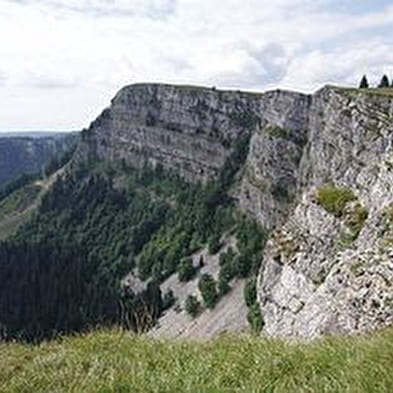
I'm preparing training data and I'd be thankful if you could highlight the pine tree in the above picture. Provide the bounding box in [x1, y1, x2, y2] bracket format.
[184, 295, 200, 318]
[359, 75, 369, 89]
[198, 274, 218, 309]
[378, 75, 390, 88]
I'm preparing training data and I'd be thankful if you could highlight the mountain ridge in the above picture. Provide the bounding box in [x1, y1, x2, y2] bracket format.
[72, 82, 392, 338]
[0, 82, 392, 340]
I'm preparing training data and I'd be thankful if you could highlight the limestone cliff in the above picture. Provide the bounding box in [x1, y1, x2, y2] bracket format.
[0, 133, 77, 187]
[74, 83, 393, 338]
[76, 84, 309, 184]
[258, 87, 393, 338]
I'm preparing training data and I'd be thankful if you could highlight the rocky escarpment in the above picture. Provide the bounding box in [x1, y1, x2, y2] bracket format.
[0, 133, 77, 187]
[258, 87, 393, 338]
[76, 84, 309, 185]
[73, 83, 393, 338]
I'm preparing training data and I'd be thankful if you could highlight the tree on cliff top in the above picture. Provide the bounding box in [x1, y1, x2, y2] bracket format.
[378, 75, 390, 88]
[359, 75, 369, 89]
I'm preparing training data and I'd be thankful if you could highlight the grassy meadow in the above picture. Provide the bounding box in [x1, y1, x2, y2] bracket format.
[0, 328, 392, 393]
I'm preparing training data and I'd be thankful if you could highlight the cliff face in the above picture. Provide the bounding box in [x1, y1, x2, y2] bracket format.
[77, 84, 309, 184]
[74, 83, 393, 338]
[258, 87, 393, 338]
[0, 134, 77, 187]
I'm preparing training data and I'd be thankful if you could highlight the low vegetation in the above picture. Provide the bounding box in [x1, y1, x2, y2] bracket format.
[316, 185, 356, 217]
[0, 328, 392, 393]
[264, 124, 289, 139]
[0, 183, 41, 220]
[316, 185, 369, 245]
[345, 202, 368, 238]
[244, 279, 264, 333]
[0, 173, 40, 201]
[198, 273, 219, 309]
[184, 295, 200, 318]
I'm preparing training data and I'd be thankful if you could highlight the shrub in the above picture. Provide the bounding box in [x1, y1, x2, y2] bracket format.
[218, 273, 231, 296]
[219, 258, 236, 282]
[198, 274, 218, 309]
[247, 303, 264, 333]
[265, 124, 289, 139]
[346, 203, 368, 238]
[383, 203, 393, 224]
[162, 289, 175, 310]
[316, 185, 356, 217]
[244, 279, 257, 308]
[184, 295, 200, 318]
[208, 234, 221, 255]
[177, 258, 196, 282]
[219, 247, 235, 266]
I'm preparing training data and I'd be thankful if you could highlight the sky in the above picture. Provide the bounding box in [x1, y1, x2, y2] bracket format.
[1, 0, 393, 131]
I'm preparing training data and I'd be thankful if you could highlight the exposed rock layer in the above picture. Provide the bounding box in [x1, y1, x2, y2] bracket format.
[77, 84, 309, 187]
[258, 87, 393, 338]
[0, 134, 76, 186]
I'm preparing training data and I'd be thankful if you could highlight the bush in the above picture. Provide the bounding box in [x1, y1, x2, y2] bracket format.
[315, 185, 356, 217]
[233, 253, 252, 278]
[219, 258, 235, 281]
[218, 273, 231, 296]
[184, 295, 200, 318]
[162, 289, 175, 310]
[244, 279, 257, 308]
[247, 303, 264, 333]
[177, 259, 196, 282]
[198, 274, 218, 309]
[208, 234, 221, 255]
[346, 203, 368, 238]
[219, 247, 235, 266]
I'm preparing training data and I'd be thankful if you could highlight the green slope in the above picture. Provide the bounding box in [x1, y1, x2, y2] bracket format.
[0, 183, 42, 240]
[0, 156, 264, 341]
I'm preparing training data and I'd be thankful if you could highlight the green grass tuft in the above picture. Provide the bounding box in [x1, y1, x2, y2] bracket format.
[346, 202, 368, 238]
[0, 328, 393, 392]
[316, 185, 356, 217]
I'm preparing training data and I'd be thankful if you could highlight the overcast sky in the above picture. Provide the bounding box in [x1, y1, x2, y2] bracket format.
[1, 0, 393, 131]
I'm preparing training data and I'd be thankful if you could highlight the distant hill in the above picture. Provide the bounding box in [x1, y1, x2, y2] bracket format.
[0, 132, 78, 187]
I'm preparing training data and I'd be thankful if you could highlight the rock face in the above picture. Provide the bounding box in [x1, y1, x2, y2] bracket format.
[77, 84, 309, 184]
[75, 83, 393, 338]
[258, 87, 393, 338]
[0, 133, 77, 187]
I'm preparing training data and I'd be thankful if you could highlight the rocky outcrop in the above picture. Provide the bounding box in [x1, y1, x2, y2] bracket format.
[257, 87, 393, 338]
[233, 122, 306, 230]
[76, 84, 310, 184]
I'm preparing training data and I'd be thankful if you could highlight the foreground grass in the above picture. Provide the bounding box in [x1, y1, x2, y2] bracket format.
[0, 328, 392, 393]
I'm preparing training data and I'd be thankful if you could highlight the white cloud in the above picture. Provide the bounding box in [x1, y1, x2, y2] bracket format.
[281, 42, 393, 91]
[1, 0, 393, 130]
